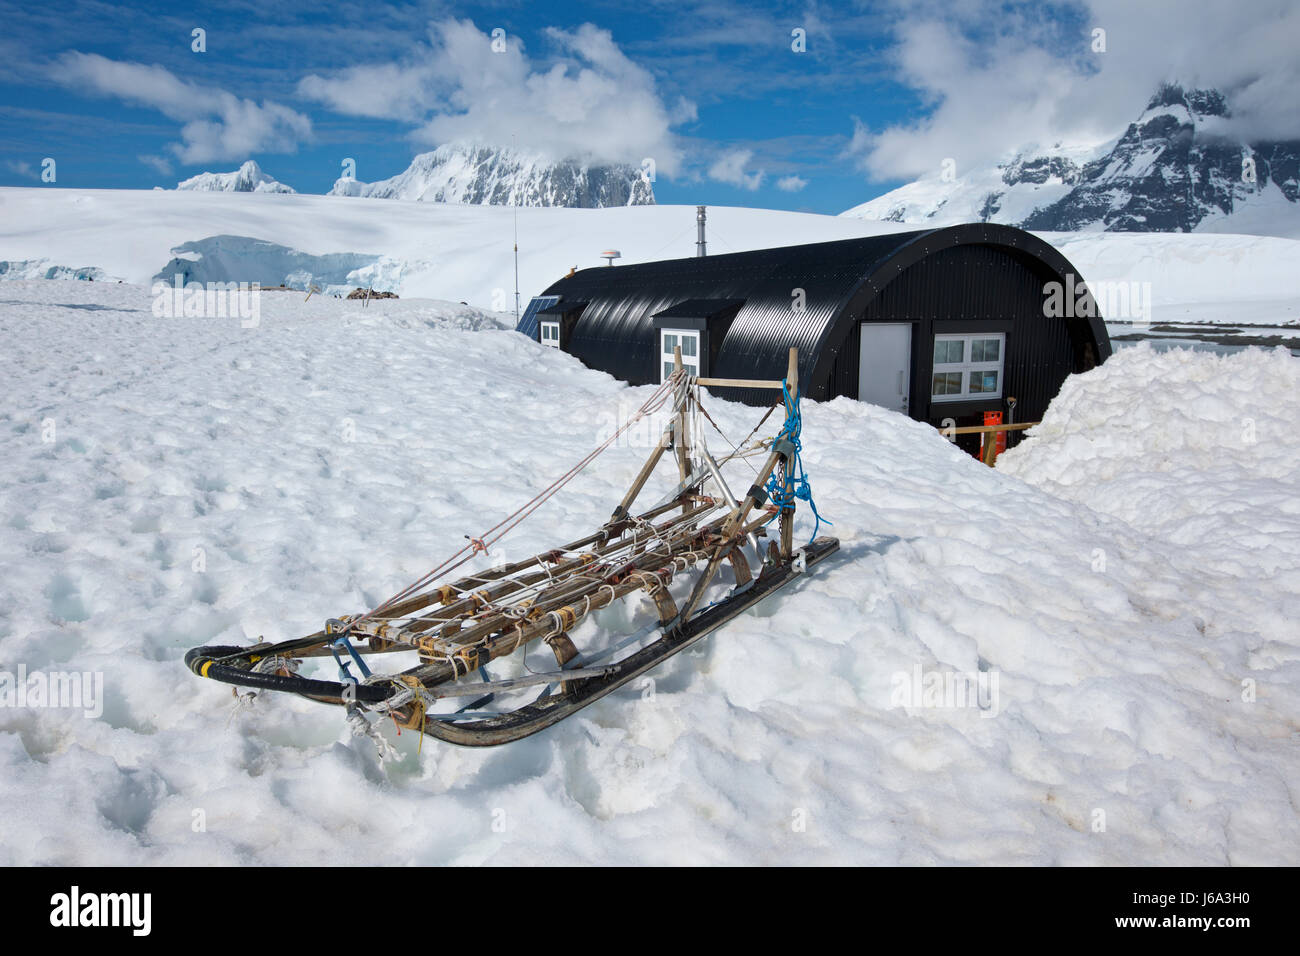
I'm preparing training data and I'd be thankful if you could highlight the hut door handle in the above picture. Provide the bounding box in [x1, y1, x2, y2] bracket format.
[897, 370, 904, 394]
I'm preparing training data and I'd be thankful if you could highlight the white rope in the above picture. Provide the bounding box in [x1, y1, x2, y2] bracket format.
[311, 378, 762, 698]
[251, 655, 300, 676]
[345, 706, 399, 762]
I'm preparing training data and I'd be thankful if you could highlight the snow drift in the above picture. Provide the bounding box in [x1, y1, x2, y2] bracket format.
[0, 280, 1296, 865]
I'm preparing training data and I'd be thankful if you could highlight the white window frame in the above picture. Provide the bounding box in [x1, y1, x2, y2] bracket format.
[931, 332, 1005, 402]
[539, 319, 561, 348]
[659, 329, 701, 382]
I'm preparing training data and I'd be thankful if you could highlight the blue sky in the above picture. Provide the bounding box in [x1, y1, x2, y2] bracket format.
[1, 1, 1293, 213]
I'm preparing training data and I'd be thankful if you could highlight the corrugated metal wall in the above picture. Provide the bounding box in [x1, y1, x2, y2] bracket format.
[539, 225, 1109, 419]
[542, 233, 923, 394]
[825, 244, 1087, 426]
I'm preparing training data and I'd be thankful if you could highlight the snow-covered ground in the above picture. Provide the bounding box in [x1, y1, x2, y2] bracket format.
[1053, 232, 1300, 329]
[2, 187, 1297, 328]
[1, 279, 1297, 865]
[0, 188, 911, 307]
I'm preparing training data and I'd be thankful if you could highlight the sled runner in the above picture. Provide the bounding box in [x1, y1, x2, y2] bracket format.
[186, 347, 837, 747]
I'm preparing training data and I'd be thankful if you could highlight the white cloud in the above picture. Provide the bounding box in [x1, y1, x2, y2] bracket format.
[850, 0, 1300, 181]
[708, 148, 764, 190]
[299, 19, 693, 175]
[297, 60, 437, 123]
[5, 159, 37, 180]
[776, 174, 807, 192]
[52, 52, 311, 165]
[138, 154, 173, 176]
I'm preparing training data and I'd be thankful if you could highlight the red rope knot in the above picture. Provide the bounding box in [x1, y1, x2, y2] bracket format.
[467, 536, 489, 556]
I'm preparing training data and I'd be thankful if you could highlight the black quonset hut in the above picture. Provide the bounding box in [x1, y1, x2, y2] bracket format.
[519, 223, 1110, 432]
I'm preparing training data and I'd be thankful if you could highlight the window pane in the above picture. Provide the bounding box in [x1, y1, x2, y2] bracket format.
[682, 335, 697, 357]
[934, 339, 957, 364]
[932, 372, 961, 395]
[664, 361, 675, 379]
[664, 334, 677, 353]
[972, 338, 1000, 362]
[969, 370, 999, 394]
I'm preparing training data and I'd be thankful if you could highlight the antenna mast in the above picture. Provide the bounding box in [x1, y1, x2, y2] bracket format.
[512, 133, 521, 324]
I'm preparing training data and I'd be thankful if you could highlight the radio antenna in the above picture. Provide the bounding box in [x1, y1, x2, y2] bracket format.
[512, 132, 521, 324]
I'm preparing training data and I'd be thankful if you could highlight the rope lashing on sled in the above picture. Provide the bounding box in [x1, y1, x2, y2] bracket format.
[326, 619, 373, 683]
[183, 346, 844, 750]
[331, 371, 684, 639]
[763, 381, 831, 545]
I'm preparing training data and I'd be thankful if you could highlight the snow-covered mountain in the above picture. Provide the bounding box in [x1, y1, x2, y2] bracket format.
[841, 144, 1098, 229]
[176, 160, 296, 194]
[844, 85, 1300, 237]
[329, 143, 655, 207]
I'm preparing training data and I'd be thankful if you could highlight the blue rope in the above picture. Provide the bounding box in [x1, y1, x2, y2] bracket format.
[330, 634, 372, 682]
[763, 381, 832, 545]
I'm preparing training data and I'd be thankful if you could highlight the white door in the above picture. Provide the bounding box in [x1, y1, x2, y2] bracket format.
[858, 323, 911, 414]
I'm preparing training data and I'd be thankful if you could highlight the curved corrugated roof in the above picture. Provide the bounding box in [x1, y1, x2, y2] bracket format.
[541, 223, 1108, 398]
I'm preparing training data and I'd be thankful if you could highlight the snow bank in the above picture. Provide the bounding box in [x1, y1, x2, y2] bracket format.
[0, 284, 1297, 865]
[1001, 343, 1300, 585]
